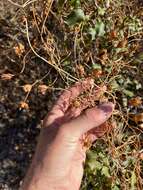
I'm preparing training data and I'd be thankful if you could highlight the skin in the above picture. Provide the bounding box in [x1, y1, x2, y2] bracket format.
[21, 79, 114, 190]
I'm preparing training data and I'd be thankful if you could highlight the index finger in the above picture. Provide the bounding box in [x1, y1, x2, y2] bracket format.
[44, 78, 94, 126]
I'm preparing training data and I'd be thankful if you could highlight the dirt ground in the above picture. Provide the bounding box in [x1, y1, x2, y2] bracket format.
[0, 2, 58, 189]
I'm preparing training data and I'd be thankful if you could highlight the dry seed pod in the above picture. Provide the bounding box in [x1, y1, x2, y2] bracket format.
[19, 101, 29, 110]
[99, 49, 108, 65]
[130, 113, 143, 124]
[71, 85, 107, 110]
[117, 39, 128, 48]
[110, 30, 117, 39]
[38, 85, 48, 95]
[92, 69, 102, 78]
[23, 84, 32, 93]
[128, 97, 142, 107]
[1, 73, 14, 80]
[14, 43, 25, 57]
[77, 64, 85, 77]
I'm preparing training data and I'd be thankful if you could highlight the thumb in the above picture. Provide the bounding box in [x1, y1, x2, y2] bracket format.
[63, 102, 114, 139]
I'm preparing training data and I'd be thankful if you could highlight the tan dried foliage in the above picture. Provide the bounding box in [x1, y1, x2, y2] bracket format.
[128, 97, 142, 107]
[23, 84, 32, 92]
[131, 113, 143, 124]
[38, 85, 48, 95]
[77, 64, 85, 77]
[92, 69, 103, 78]
[19, 101, 29, 110]
[1, 73, 14, 80]
[117, 39, 128, 48]
[14, 43, 25, 57]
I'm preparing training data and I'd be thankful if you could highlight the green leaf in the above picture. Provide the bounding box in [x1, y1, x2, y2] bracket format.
[131, 171, 136, 190]
[112, 185, 120, 190]
[92, 63, 102, 69]
[101, 166, 110, 177]
[88, 27, 97, 40]
[87, 150, 102, 172]
[70, 0, 81, 8]
[95, 21, 105, 37]
[98, 7, 106, 16]
[98, 152, 105, 158]
[123, 89, 134, 97]
[110, 80, 120, 90]
[115, 47, 128, 53]
[137, 52, 143, 60]
[88, 21, 105, 39]
[103, 157, 110, 166]
[87, 150, 97, 160]
[122, 97, 128, 107]
[134, 52, 143, 63]
[134, 80, 142, 90]
[88, 160, 102, 171]
[62, 60, 71, 66]
[58, 0, 66, 8]
[66, 8, 85, 26]
[105, 67, 112, 73]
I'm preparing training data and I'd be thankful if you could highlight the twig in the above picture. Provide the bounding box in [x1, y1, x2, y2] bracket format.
[41, 0, 54, 35]
[7, 0, 37, 8]
[20, 49, 31, 73]
[25, 17, 78, 82]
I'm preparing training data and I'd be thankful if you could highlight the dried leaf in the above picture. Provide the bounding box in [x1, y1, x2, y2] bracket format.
[82, 134, 93, 149]
[128, 97, 142, 107]
[117, 39, 128, 48]
[131, 113, 143, 123]
[77, 64, 85, 76]
[14, 43, 25, 57]
[110, 30, 117, 39]
[99, 49, 108, 64]
[71, 85, 106, 110]
[92, 69, 102, 78]
[1, 73, 14, 80]
[23, 84, 32, 92]
[19, 101, 29, 110]
[38, 85, 48, 95]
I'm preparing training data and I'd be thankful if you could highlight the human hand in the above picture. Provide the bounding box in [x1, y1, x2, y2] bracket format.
[21, 79, 114, 190]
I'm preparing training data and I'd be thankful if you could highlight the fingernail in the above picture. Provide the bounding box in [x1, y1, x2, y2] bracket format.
[99, 103, 114, 117]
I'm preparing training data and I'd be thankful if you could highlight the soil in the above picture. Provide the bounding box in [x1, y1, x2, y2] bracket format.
[0, 2, 60, 189]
